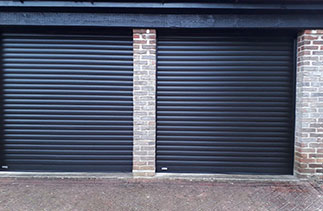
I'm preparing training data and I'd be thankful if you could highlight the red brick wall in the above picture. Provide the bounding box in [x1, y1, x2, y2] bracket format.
[295, 30, 323, 179]
[132, 29, 157, 177]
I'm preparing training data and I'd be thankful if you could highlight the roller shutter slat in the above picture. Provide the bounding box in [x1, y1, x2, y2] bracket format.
[1, 30, 133, 172]
[156, 32, 294, 175]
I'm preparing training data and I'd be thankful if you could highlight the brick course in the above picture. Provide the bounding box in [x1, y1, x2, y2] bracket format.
[132, 29, 157, 177]
[295, 30, 323, 179]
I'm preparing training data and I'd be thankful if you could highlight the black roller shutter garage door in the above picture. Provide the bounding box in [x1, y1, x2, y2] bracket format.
[157, 31, 295, 175]
[0, 30, 133, 172]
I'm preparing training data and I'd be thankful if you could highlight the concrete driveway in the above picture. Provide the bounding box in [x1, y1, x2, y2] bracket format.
[0, 177, 322, 211]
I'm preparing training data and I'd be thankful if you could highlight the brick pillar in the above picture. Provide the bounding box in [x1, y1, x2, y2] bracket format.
[295, 30, 323, 179]
[132, 29, 157, 177]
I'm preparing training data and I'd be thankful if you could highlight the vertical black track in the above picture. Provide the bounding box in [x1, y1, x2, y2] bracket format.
[1, 29, 133, 172]
[290, 38, 298, 172]
[0, 32, 5, 170]
[157, 31, 295, 175]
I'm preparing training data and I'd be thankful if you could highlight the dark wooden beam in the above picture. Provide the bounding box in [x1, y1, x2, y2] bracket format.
[0, 1, 323, 11]
[0, 12, 322, 29]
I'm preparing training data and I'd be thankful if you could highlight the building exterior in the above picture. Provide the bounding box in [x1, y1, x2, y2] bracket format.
[0, 0, 322, 179]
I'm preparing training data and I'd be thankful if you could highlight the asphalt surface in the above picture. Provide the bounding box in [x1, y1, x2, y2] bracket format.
[0, 177, 322, 211]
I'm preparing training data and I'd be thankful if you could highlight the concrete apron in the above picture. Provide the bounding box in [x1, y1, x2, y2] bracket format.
[0, 172, 299, 182]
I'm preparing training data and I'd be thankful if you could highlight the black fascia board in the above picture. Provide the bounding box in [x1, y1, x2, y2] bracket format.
[1, 12, 323, 29]
[1, 1, 323, 13]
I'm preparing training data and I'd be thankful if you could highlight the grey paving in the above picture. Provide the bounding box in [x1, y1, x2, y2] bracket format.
[0, 177, 322, 211]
